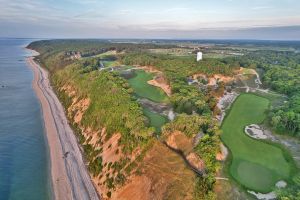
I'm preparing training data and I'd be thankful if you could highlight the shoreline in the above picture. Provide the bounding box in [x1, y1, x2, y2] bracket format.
[26, 50, 99, 200]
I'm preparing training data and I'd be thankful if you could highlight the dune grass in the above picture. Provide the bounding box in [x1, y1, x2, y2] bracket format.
[221, 93, 294, 193]
[127, 70, 168, 103]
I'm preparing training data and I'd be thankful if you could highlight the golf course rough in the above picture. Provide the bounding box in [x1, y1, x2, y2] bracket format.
[221, 93, 292, 193]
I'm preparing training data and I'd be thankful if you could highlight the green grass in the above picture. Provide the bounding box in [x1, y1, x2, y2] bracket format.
[93, 50, 117, 58]
[128, 70, 168, 103]
[127, 70, 169, 133]
[143, 108, 168, 133]
[103, 61, 119, 68]
[221, 93, 294, 193]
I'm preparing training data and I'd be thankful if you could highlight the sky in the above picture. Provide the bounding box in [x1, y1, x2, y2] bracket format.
[0, 0, 300, 40]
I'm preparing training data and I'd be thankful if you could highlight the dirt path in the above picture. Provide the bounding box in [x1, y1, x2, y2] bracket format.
[27, 54, 99, 200]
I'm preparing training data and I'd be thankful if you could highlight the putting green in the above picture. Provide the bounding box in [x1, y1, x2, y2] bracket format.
[221, 93, 292, 193]
[127, 70, 168, 103]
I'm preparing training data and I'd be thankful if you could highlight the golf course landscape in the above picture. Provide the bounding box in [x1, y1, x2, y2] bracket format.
[127, 70, 168, 103]
[143, 108, 168, 133]
[221, 93, 296, 193]
[128, 70, 169, 133]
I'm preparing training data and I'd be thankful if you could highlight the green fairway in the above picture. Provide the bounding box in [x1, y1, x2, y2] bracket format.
[143, 108, 168, 133]
[128, 70, 168, 103]
[102, 60, 119, 68]
[221, 93, 293, 193]
[127, 70, 169, 133]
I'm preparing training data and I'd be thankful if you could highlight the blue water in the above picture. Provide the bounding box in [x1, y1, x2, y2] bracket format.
[0, 39, 51, 200]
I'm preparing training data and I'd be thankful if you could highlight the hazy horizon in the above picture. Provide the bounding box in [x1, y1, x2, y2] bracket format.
[1, 0, 300, 40]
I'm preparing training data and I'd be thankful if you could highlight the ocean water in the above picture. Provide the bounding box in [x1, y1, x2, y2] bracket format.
[0, 39, 51, 200]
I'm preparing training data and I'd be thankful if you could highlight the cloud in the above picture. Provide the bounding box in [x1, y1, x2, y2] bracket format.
[0, 0, 299, 40]
[64, 0, 103, 5]
[0, 0, 66, 23]
[251, 6, 271, 10]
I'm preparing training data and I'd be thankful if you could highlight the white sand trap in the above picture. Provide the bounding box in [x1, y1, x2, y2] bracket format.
[245, 124, 268, 139]
[248, 191, 276, 200]
[216, 91, 238, 122]
[276, 180, 287, 188]
[248, 180, 286, 200]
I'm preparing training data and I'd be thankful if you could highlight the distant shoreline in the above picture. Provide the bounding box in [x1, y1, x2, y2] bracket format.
[26, 49, 99, 200]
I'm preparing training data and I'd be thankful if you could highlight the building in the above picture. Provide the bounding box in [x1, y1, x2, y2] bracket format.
[197, 52, 203, 61]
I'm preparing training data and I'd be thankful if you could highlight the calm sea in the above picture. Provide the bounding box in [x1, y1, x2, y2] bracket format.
[0, 39, 51, 200]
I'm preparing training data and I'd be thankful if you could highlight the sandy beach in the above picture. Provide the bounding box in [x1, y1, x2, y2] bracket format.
[26, 51, 99, 200]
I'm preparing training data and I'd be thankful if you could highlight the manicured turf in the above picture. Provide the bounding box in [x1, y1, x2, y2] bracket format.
[127, 70, 168, 103]
[143, 108, 168, 133]
[221, 93, 292, 193]
[128, 70, 169, 133]
[102, 60, 119, 68]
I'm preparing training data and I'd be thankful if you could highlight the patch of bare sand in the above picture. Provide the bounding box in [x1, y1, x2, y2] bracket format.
[193, 73, 234, 86]
[136, 65, 172, 96]
[89, 132, 123, 199]
[186, 152, 205, 171]
[147, 74, 171, 96]
[61, 84, 76, 96]
[113, 141, 196, 200]
[101, 133, 122, 164]
[166, 131, 193, 153]
[111, 176, 152, 200]
[216, 143, 228, 161]
[166, 131, 206, 172]
[71, 98, 90, 123]
[60, 84, 91, 124]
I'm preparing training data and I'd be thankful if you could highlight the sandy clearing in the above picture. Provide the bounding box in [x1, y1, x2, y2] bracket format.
[192, 73, 234, 86]
[147, 74, 172, 96]
[26, 52, 99, 200]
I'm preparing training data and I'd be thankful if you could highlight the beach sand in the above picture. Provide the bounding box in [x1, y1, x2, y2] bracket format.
[26, 51, 99, 200]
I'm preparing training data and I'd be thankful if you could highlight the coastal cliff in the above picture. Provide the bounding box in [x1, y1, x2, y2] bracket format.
[27, 40, 223, 200]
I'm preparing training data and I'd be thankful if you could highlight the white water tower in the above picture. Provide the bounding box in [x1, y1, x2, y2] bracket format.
[197, 52, 203, 61]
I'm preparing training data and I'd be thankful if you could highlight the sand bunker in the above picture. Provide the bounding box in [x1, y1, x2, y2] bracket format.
[216, 91, 238, 122]
[245, 124, 268, 139]
[248, 180, 287, 200]
[275, 180, 287, 188]
[248, 191, 276, 200]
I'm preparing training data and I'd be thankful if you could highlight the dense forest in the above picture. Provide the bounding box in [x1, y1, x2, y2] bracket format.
[121, 53, 240, 116]
[236, 51, 300, 137]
